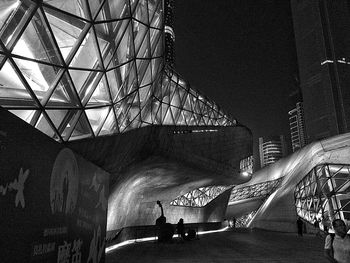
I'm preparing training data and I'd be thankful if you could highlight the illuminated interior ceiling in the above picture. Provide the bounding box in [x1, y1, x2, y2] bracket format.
[170, 185, 229, 207]
[228, 178, 283, 204]
[295, 164, 350, 226]
[0, 0, 235, 142]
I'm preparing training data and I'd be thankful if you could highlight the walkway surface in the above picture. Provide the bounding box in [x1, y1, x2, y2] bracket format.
[105, 228, 328, 263]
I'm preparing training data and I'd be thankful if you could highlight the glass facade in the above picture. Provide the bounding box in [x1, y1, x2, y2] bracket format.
[229, 178, 283, 204]
[0, 0, 235, 142]
[235, 210, 257, 228]
[288, 102, 307, 152]
[240, 155, 253, 175]
[259, 135, 286, 168]
[294, 164, 350, 229]
[170, 185, 228, 207]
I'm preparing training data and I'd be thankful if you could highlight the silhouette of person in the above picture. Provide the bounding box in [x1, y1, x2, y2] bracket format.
[297, 217, 303, 236]
[177, 218, 185, 239]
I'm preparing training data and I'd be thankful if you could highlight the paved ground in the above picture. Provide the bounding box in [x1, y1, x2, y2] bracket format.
[105, 228, 328, 263]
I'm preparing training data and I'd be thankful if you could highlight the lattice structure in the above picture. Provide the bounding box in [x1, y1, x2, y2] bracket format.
[170, 186, 228, 207]
[235, 210, 257, 228]
[294, 164, 350, 227]
[0, 0, 235, 142]
[228, 177, 283, 204]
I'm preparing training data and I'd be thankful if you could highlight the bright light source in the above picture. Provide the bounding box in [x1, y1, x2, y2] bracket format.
[242, 171, 249, 177]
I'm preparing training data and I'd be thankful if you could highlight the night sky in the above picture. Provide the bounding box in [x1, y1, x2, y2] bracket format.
[174, 0, 299, 167]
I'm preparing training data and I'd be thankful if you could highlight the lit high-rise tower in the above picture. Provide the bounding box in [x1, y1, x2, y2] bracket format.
[259, 135, 287, 168]
[289, 102, 307, 152]
[291, 0, 350, 142]
[164, 0, 175, 67]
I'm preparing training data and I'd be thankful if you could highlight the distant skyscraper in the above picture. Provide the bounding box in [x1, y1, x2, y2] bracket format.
[291, 0, 350, 142]
[164, 0, 175, 67]
[289, 102, 307, 152]
[259, 136, 287, 168]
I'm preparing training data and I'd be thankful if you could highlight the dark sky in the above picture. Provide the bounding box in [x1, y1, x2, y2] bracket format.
[174, 0, 299, 166]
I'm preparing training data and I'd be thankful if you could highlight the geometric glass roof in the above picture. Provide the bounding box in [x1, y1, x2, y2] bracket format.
[295, 164, 350, 226]
[170, 185, 229, 207]
[0, 0, 236, 142]
[228, 177, 283, 204]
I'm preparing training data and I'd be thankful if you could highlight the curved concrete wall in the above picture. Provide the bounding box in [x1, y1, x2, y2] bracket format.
[242, 133, 350, 232]
[69, 125, 252, 232]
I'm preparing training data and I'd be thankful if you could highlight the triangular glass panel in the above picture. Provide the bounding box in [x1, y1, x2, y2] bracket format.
[159, 73, 170, 98]
[150, 0, 162, 29]
[133, 0, 149, 25]
[147, 0, 158, 25]
[160, 104, 170, 123]
[176, 111, 186, 125]
[127, 111, 142, 130]
[188, 112, 196, 125]
[69, 69, 103, 102]
[171, 106, 180, 123]
[106, 68, 123, 103]
[164, 106, 175, 124]
[0, 1, 35, 47]
[44, 6, 86, 61]
[168, 84, 177, 105]
[99, 107, 118, 135]
[178, 89, 187, 107]
[94, 30, 109, 66]
[13, 58, 60, 105]
[8, 109, 38, 125]
[140, 103, 152, 124]
[43, 0, 87, 19]
[114, 98, 129, 130]
[85, 106, 110, 135]
[119, 93, 138, 125]
[148, 100, 156, 123]
[60, 110, 81, 141]
[129, 0, 140, 14]
[95, 0, 130, 21]
[80, 70, 104, 106]
[139, 60, 152, 87]
[46, 109, 68, 131]
[114, 22, 134, 66]
[0, 60, 37, 107]
[150, 28, 162, 54]
[139, 85, 151, 105]
[46, 71, 80, 108]
[12, 8, 62, 66]
[152, 101, 161, 124]
[122, 62, 138, 95]
[152, 31, 163, 58]
[151, 57, 162, 80]
[182, 94, 192, 112]
[203, 116, 210, 125]
[182, 111, 190, 125]
[86, 75, 111, 107]
[69, 27, 102, 70]
[104, 19, 130, 69]
[69, 111, 93, 140]
[35, 112, 57, 138]
[127, 93, 141, 120]
[87, 0, 103, 20]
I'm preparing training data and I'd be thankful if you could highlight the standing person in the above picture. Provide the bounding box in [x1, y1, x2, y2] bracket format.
[323, 217, 329, 234]
[233, 217, 236, 229]
[176, 218, 185, 240]
[314, 218, 321, 237]
[297, 217, 304, 236]
[324, 219, 350, 263]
